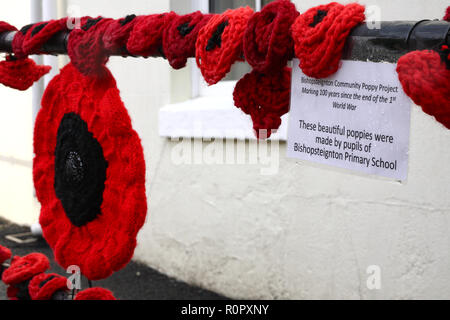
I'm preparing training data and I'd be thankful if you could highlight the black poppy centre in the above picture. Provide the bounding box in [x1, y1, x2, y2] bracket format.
[206, 21, 229, 51]
[54, 113, 108, 227]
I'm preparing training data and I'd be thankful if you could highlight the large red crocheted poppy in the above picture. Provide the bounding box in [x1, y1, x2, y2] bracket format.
[163, 11, 213, 69]
[196, 7, 254, 85]
[234, 67, 291, 139]
[291, 2, 365, 78]
[244, 0, 299, 73]
[444, 6, 450, 21]
[33, 63, 147, 280]
[74, 287, 116, 300]
[28, 273, 68, 300]
[397, 47, 450, 129]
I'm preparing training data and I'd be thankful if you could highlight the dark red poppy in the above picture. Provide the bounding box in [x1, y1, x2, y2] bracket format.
[28, 273, 68, 300]
[243, 0, 299, 73]
[163, 11, 213, 69]
[0, 21, 50, 91]
[21, 18, 68, 56]
[196, 7, 254, 85]
[234, 67, 291, 138]
[127, 12, 177, 57]
[33, 63, 147, 281]
[74, 287, 116, 300]
[103, 15, 138, 55]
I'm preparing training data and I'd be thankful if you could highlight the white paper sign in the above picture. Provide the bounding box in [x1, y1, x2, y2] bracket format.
[287, 60, 411, 181]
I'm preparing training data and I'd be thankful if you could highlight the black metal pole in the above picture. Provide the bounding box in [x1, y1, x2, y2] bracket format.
[0, 20, 448, 63]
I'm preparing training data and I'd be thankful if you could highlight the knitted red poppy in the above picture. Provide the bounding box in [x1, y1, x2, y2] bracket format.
[397, 47, 450, 129]
[163, 11, 213, 69]
[28, 273, 68, 300]
[234, 67, 291, 139]
[103, 15, 138, 55]
[21, 18, 68, 56]
[196, 7, 254, 85]
[67, 17, 116, 76]
[0, 21, 51, 90]
[74, 287, 116, 300]
[127, 12, 177, 57]
[0, 245, 11, 264]
[444, 6, 450, 21]
[33, 63, 147, 281]
[291, 2, 365, 78]
[2, 253, 50, 286]
[244, 0, 299, 73]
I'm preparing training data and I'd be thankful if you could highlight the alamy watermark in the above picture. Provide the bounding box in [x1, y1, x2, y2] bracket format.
[169, 123, 280, 176]
[366, 265, 382, 290]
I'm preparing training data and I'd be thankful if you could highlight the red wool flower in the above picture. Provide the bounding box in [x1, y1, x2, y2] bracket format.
[291, 2, 365, 78]
[163, 11, 213, 69]
[75, 287, 116, 300]
[397, 49, 450, 129]
[2, 253, 50, 285]
[234, 67, 291, 139]
[67, 17, 115, 76]
[103, 15, 138, 54]
[196, 7, 254, 85]
[244, 0, 299, 73]
[127, 12, 177, 57]
[0, 57, 51, 91]
[0, 21, 51, 91]
[33, 63, 147, 280]
[28, 273, 68, 300]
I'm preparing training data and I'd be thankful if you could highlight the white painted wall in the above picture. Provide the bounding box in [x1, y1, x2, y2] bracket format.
[1, 0, 449, 299]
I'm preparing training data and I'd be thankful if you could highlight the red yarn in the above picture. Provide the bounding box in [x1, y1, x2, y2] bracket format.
[0, 21, 51, 90]
[444, 6, 450, 21]
[291, 2, 365, 78]
[244, 0, 299, 73]
[0, 21, 16, 32]
[163, 11, 213, 69]
[196, 7, 254, 85]
[75, 287, 116, 300]
[7, 286, 19, 300]
[0, 245, 11, 264]
[28, 273, 68, 300]
[234, 67, 291, 139]
[127, 12, 177, 57]
[22, 18, 68, 56]
[397, 49, 450, 129]
[103, 15, 138, 55]
[1, 253, 50, 285]
[67, 17, 116, 76]
[0, 56, 51, 91]
[34, 63, 147, 281]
